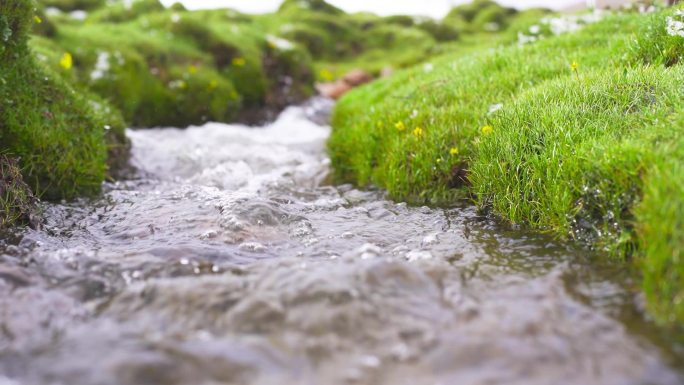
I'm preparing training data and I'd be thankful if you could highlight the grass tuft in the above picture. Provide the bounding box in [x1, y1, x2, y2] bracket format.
[330, 7, 684, 327]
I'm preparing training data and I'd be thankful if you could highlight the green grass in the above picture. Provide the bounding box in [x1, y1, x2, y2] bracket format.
[329, 6, 684, 327]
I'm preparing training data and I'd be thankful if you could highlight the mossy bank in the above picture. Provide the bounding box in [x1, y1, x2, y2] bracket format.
[29, 0, 486, 127]
[330, 6, 684, 327]
[1, 0, 128, 226]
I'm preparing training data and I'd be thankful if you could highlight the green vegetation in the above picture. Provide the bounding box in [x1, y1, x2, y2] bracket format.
[2, 0, 470, 227]
[29, 0, 470, 126]
[40, 0, 106, 12]
[1, 0, 127, 209]
[330, 6, 684, 327]
[444, 0, 547, 32]
[0, 155, 38, 228]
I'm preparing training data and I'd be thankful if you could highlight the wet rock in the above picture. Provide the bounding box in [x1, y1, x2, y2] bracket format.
[0, 265, 32, 287]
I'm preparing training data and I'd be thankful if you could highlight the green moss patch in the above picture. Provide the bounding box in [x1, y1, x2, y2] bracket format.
[1, 0, 128, 208]
[330, 8, 684, 327]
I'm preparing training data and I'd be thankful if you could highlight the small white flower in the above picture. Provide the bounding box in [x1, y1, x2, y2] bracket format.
[423, 63, 434, 73]
[488, 103, 503, 114]
[266, 35, 294, 50]
[69, 10, 87, 20]
[90, 51, 111, 81]
[529, 25, 541, 35]
[484, 22, 500, 32]
[666, 16, 684, 37]
[517, 32, 538, 46]
[45, 7, 62, 16]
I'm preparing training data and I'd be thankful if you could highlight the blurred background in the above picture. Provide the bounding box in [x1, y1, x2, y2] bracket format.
[158, 0, 584, 17]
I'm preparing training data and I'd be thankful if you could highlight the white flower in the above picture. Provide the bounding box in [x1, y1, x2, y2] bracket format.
[517, 32, 538, 46]
[266, 35, 294, 50]
[90, 51, 111, 81]
[45, 7, 62, 16]
[69, 10, 87, 20]
[423, 63, 434, 73]
[666, 16, 684, 37]
[484, 22, 500, 32]
[488, 103, 503, 114]
[529, 25, 541, 35]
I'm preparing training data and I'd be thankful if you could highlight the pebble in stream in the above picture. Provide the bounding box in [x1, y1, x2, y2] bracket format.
[0, 100, 682, 385]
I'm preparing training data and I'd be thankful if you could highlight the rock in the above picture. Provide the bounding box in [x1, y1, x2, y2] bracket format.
[316, 69, 374, 99]
[316, 80, 353, 100]
[0, 265, 32, 287]
[342, 69, 373, 87]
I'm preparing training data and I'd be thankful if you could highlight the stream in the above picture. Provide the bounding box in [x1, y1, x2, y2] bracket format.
[0, 100, 682, 385]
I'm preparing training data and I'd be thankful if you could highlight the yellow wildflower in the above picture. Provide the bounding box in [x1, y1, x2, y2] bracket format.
[188, 65, 198, 74]
[449, 147, 459, 156]
[412, 127, 424, 138]
[481, 125, 493, 135]
[319, 69, 334, 82]
[34, 15, 43, 24]
[59, 52, 73, 70]
[208, 79, 219, 90]
[571, 61, 579, 72]
[232, 57, 246, 67]
[395, 121, 406, 131]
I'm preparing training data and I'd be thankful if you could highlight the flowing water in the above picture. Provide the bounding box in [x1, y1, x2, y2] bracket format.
[0, 100, 682, 385]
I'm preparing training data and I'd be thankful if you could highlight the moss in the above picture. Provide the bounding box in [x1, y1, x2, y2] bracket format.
[444, 0, 530, 33]
[278, 0, 344, 15]
[27, 0, 467, 127]
[32, 6, 58, 37]
[88, 0, 165, 23]
[630, 6, 684, 66]
[329, 9, 684, 327]
[258, 41, 315, 117]
[383, 15, 415, 28]
[416, 19, 460, 42]
[1, 0, 128, 201]
[31, 4, 325, 127]
[38, 0, 105, 12]
[168, 2, 186, 12]
[474, 68, 682, 252]
[637, 134, 684, 327]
